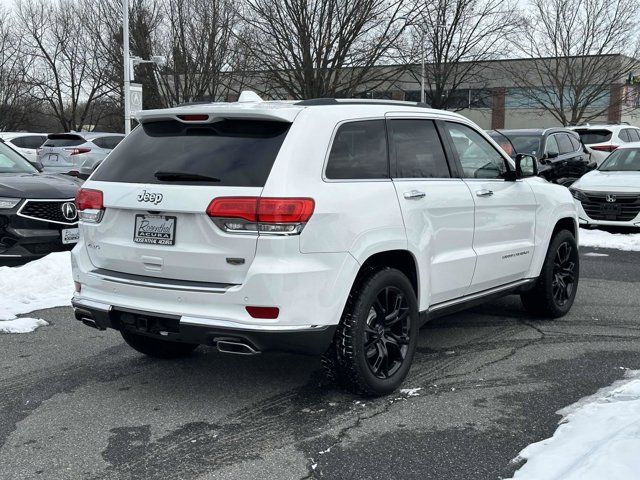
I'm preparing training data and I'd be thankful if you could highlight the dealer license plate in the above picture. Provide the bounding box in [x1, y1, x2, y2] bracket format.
[61, 228, 79, 245]
[133, 214, 176, 246]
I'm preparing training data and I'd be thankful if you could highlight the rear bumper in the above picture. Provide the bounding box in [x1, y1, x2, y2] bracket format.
[72, 298, 337, 355]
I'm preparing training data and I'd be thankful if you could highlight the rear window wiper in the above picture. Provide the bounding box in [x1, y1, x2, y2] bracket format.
[154, 171, 221, 182]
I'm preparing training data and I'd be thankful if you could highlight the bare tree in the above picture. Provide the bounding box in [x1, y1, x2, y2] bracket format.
[404, 0, 519, 109]
[241, 0, 410, 99]
[155, 0, 239, 104]
[0, 7, 34, 131]
[506, 0, 640, 125]
[15, 0, 116, 131]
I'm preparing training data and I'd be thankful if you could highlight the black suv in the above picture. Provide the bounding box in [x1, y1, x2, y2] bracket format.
[0, 138, 81, 266]
[487, 128, 596, 186]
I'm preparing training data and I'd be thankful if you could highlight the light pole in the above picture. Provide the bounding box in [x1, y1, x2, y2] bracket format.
[123, 0, 131, 134]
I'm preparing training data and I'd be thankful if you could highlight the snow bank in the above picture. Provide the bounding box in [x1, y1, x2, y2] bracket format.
[579, 228, 640, 251]
[509, 370, 640, 480]
[0, 252, 72, 333]
[0, 317, 49, 334]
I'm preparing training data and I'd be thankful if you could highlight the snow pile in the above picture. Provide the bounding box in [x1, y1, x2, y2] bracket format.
[579, 228, 640, 251]
[0, 252, 72, 333]
[509, 370, 640, 480]
[0, 318, 49, 334]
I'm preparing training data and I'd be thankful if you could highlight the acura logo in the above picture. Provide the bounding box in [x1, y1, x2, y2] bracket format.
[61, 201, 77, 221]
[606, 194, 617, 203]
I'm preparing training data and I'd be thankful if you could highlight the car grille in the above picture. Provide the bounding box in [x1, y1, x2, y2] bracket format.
[18, 199, 78, 225]
[581, 192, 640, 222]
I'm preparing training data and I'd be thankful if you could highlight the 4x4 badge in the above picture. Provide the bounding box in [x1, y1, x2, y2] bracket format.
[137, 190, 163, 205]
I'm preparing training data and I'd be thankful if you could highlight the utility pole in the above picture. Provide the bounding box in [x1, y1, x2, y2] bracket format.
[123, 0, 131, 134]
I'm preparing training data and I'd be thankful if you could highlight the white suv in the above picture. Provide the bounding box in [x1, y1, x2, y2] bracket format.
[571, 124, 640, 166]
[71, 96, 579, 396]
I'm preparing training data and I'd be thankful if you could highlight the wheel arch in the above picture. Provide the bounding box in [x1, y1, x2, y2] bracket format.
[351, 249, 419, 302]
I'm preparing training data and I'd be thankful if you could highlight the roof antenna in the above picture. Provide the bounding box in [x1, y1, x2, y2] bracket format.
[237, 91, 264, 103]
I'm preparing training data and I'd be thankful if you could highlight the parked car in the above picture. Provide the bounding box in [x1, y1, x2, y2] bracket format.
[37, 132, 125, 176]
[0, 132, 47, 165]
[487, 128, 596, 186]
[570, 142, 640, 229]
[71, 94, 579, 396]
[569, 123, 640, 166]
[0, 138, 81, 266]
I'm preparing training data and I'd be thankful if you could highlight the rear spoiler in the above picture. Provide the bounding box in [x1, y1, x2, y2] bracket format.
[136, 105, 302, 125]
[47, 133, 85, 140]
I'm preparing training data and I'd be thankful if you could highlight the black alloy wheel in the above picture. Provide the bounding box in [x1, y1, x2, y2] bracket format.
[521, 229, 579, 318]
[364, 287, 411, 379]
[552, 241, 577, 307]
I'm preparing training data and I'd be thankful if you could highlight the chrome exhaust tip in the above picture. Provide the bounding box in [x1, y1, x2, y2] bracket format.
[216, 339, 260, 355]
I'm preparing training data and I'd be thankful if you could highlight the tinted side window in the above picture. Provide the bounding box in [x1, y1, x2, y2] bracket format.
[546, 135, 560, 156]
[629, 129, 640, 142]
[557, 134, 573, 154]
[93, 120, 290, 186]
[389, 119, 450, 178]
[445, 122, 508, 179]
[568, 135, 582, 152]
[619, 129, 630, 142]
[91, 137, 109, 148]
[105, 136, 124, 149]
[325, 120, 388, 179]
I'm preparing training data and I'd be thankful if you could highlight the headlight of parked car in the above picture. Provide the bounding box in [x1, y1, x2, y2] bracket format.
[568, 188, 587, 202]
[0, 197, 20, 209]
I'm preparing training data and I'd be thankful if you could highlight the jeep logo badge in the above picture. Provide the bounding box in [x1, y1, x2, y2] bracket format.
[606, 194, 617, 203]
[61, 201, 77, 221]
[137, 190, 164, 205]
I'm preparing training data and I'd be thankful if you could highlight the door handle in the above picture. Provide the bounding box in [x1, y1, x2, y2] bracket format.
[476, 189, 494, 197]
[403, 190, 426, 200]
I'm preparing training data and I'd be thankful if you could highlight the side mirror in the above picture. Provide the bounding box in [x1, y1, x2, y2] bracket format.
[546, 150, 559, 159]
[515, 153, 538, 178]
[33, 161, 44, 172]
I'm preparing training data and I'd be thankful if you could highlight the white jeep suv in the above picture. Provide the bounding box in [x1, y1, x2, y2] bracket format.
[71, 96, 579, 396]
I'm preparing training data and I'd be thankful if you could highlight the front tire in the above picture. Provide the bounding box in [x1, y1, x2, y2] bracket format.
[323, 268, 419, 396]
[121, 330, 199, 359]
[521, 229, 579, 318]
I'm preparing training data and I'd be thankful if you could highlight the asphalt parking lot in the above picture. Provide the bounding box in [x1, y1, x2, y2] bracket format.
[1, 247, 639, 480]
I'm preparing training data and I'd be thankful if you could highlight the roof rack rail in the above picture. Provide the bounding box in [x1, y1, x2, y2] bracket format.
[571, 121, 630, 127]
[295, 98, 432, 108]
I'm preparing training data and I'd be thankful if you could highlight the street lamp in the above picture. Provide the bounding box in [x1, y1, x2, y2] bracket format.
[122, 0, 164, 134]
[399, 16, 426, 104]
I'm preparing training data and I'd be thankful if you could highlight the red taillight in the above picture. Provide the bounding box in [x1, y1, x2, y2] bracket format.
[178, 114, 209, 122]
[66, 147, 91, 155]
[206, 197, 315, 234]
[257, 198, 315, 223]
[590, 145, 617, 152]
[206, 197, 258, 221]
[75, 188, 103, 210]
[246, 306, 279, 319]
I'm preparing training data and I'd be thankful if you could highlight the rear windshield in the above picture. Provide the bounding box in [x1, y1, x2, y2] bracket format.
[92, 119, 291, 186]
[574, 129, 612, 145]
[44, 134, 85, 147]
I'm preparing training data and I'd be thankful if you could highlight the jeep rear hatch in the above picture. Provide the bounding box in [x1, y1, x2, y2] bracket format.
[82, 118, 291, 284]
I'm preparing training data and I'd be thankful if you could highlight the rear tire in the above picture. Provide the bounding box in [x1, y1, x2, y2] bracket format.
[521, 229, 579, 318]
[121, 330, 198, 359]
[323, 268, 419, 397]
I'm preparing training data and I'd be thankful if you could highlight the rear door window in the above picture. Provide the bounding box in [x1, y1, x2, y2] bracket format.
[574, 129, 612, 145]
[557, 134, 574, 154]
[568, 135, 582, 152]
[11, 135, 47, 149]
[619, 129, 631, 142]
[325, 120, 388, 179]
[388, 119, 450, 178]
[92, 119, 290, 186]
